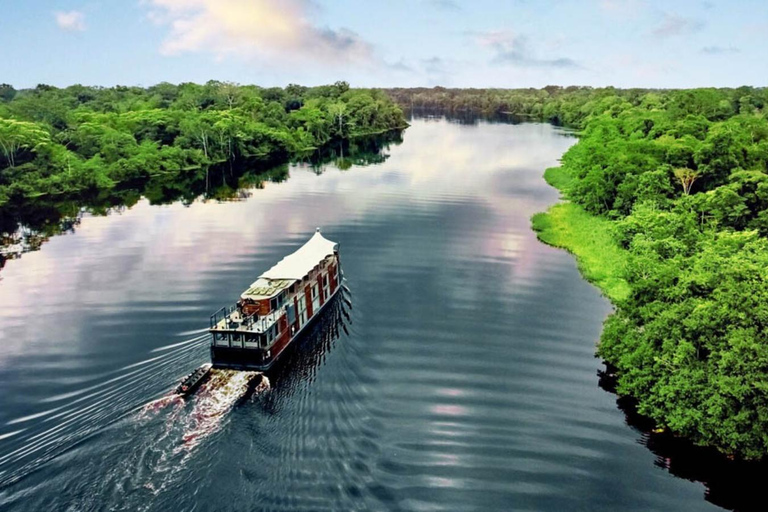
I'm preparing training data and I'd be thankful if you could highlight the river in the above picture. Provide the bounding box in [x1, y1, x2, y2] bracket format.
[0, 117, 746, 510]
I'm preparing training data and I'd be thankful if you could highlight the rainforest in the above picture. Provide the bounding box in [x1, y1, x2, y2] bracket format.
[539, 87, 768, 461]
[0, 81, 407, 208]
[2, 82, 768, 462]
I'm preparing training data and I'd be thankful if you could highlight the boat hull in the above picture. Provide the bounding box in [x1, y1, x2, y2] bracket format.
[210, 286, 341, 371]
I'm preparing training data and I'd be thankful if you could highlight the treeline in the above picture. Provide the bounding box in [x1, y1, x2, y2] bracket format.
[0, 81, 406, 206]
[384, 85, 768, 129]
[530, 87, 767, 459]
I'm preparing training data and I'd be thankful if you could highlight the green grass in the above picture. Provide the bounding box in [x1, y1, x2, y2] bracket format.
[532, 166, 631, 303]
[542, 165, 576, 191]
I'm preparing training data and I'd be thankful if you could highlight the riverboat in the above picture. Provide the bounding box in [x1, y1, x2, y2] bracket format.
[209, 229, 342, 370]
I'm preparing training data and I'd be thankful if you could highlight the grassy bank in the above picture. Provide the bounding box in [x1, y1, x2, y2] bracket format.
[531, 166, 631, 303]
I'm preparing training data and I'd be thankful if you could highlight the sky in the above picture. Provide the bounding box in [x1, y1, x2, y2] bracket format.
[1, 0, 766, 89]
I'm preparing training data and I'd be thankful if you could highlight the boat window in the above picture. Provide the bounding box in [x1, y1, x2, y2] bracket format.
[215, 332, 227, 342]
[297, 296, 306, 313]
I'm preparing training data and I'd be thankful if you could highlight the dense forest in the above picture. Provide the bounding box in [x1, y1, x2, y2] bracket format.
[0, 81, 406, 207]
[535, 87, 767, 459]
[560, 88, 768, 460]
[389, 85, 768, 460]
[386, 85, 768, 129]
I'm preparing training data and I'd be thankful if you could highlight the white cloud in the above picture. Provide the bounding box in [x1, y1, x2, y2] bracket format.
[426, 0, 461, 11]
[652, 13, 704, 38]
[145, 0, 374, 65]
[475, 30, 579, 68]
[700, 45, 740, 55]
[55, 11, 86, 32]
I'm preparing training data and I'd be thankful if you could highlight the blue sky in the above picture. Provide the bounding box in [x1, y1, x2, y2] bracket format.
[2, 0, 766, 89]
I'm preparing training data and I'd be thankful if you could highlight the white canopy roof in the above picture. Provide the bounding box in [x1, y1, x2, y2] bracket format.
[259, 229, 338, 281]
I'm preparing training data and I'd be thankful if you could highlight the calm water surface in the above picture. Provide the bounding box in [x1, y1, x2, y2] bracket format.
[0, 119, 726, 511]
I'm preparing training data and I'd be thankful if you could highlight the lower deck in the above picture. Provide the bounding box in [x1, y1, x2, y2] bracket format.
[210, 285, 341, 370]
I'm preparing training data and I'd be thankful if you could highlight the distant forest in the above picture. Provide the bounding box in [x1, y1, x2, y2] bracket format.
[0, 81, 407, 207]
[385, 85, 768, 127]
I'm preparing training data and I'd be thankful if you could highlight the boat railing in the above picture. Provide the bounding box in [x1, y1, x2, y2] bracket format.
[210, 304, 281, 333]
[210, 306, 233, 329]
[241, 312, 254, 329]
[250, 310, 281, 332]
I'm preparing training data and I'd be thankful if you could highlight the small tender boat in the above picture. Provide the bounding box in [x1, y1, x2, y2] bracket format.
[209, 228, 342, 371]
[176, 363, 212, 396]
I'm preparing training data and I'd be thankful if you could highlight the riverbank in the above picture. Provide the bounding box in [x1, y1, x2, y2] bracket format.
[527, 87, 768, 462]
[531, 165, 630, 303]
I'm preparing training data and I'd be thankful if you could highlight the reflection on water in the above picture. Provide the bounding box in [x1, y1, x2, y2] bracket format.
[406, 107, 527, 126]
[597, 367, 768, 511]
[0, 117, 760, 511]
[0, 131, 403, 274]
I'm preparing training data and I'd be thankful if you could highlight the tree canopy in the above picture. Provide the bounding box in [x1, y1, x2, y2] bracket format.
[0, 81, 406, 207]
[514, 85, 768, 460]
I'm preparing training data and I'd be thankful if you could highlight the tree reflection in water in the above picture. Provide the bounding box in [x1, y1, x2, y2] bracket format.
[598, 366, 768, 512]
[0, 130, 403, 273]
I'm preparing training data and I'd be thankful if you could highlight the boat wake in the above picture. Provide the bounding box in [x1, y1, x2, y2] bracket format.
[137, 394, 184, 419]
[90, 369, 269, 507]
[177, 369, 265, 451]
[0, 332, 209, 489]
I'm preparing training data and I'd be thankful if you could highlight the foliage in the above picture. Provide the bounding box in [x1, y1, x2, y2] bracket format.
[524, 86, 768, 459]
[0, 81, 407, 206]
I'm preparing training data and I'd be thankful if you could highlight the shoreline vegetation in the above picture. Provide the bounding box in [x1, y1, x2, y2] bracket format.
[531, 166, 630, 304]
[0, 81, 407, 209]
[388, 86, 768, 461]
[0, 81, 407, 268]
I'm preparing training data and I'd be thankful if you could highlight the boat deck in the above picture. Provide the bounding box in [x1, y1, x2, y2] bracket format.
[210, 307, 281, 334]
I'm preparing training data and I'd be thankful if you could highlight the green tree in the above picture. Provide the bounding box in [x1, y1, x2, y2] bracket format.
[0, 118, 51, 168]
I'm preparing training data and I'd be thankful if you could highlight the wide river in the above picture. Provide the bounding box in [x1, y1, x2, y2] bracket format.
[0, 118, 734, 511]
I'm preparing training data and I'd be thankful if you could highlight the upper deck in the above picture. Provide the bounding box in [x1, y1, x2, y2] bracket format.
[209, 305, 282, 334]
[241, 278, 293, 301]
